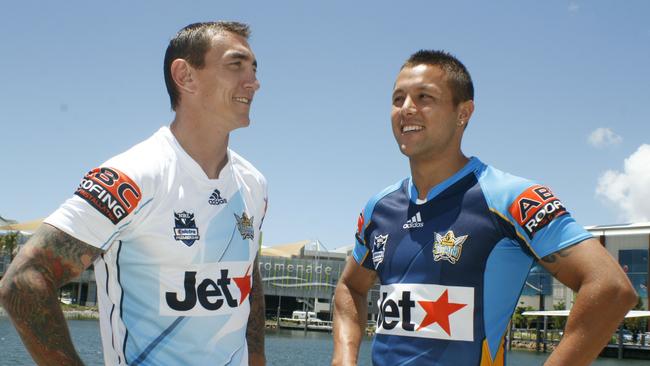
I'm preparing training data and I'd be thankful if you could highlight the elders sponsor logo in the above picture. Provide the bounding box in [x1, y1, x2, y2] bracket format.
[376, 283, 474, 340]
[208, 189, 228, 206]
[372, 234, 389, 269]
[403, 212, 424, 229]
[74, 167, 141, 224]
[174, 211, 200, 246]
[508, 185, 568, 238]
[160, 262, 252, 316]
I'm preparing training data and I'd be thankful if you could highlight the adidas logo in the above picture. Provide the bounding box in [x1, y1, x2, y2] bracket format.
[208, 189, 228, 206]
[402, 212, 424, 229]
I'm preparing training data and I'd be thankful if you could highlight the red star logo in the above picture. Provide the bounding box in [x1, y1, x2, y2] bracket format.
[233, 265, 252, 305]
[417, 289, 467, 336]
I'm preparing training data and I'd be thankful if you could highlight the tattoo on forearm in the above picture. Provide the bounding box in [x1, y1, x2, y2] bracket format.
[0, 224, 103, 365]
[541, 247, 573, 264]
[246, 258, 266, 359]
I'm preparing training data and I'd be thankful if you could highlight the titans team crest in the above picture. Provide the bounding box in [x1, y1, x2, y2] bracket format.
[433, 231, 468, 264]
[235, 212, 254, 240]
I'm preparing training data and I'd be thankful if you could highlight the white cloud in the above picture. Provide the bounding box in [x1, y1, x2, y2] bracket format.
[568, 2, 580, 12]
[588, 127, 622, 148]
[596, 144, 650, 222]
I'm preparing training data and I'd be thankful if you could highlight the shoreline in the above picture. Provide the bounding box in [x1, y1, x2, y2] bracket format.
[1, 306, 99, 320]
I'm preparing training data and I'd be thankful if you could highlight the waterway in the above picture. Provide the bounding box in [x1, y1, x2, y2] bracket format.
[0, 317, 647, 365]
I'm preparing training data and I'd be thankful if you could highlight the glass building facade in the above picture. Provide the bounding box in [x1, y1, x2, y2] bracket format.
[619, 249, 649, 299]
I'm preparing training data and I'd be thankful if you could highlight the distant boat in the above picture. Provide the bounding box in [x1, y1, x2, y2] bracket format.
[278, 311, 332, 332]
[60, 294, 73, 305]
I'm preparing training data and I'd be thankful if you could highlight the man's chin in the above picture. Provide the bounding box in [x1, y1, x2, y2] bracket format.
[232, 118, 251, 130]
[398, 142, 417, 157]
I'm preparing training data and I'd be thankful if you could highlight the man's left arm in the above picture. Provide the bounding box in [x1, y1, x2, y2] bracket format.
[540, 238, 637, 366]
[247, 256, 265, 366]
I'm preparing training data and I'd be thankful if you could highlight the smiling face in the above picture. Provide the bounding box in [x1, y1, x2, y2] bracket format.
[391, 64, 471, 162]
[191, 31, 260, 131]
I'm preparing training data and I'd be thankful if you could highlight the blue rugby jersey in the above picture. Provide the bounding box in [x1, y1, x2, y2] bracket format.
[353, 157, 591, 366]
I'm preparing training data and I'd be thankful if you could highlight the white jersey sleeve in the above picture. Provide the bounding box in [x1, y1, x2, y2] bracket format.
[44, 134, 165, 250]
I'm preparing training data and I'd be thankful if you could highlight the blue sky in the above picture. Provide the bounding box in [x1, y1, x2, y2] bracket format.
[1, 1, 649, 249]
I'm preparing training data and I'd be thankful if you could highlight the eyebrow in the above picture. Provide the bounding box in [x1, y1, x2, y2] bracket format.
[225, 50, 258, 68]
[393, 84, 441, 94]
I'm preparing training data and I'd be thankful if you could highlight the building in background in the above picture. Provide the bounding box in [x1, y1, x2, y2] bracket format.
[519, 223, 650, 311]
[258, 239, 349, 321]
[2, 219, 648, 316]
[0, 217, 97, 306]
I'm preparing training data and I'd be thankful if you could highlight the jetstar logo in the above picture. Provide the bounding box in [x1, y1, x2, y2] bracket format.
[160, 262, 252, 316]
[376, 283, 474, 341]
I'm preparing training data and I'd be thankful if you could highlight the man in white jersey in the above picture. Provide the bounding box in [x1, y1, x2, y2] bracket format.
[0, 22, 267, 365]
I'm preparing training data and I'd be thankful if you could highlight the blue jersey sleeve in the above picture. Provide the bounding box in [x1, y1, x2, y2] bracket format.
[352, 211, 374, 270]
[353, 180, 405, 270]
[477, 165, 592, 259]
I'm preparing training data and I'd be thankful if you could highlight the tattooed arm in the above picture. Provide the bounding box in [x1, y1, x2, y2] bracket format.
[247, 256, 266, 366]
[539, 238, 636, 366]
[0, 223, 103, 366]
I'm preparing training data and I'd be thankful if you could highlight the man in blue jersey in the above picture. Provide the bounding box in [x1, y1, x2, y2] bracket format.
[0, 22, 267, 365]
[332, 50, 637, 366]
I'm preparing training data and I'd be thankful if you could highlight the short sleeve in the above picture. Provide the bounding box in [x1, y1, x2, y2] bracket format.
[352, 211, 374, 270]
[507, 184, 592, 258]
[44, 166, 145, 250]
[477, 165, 592, 260]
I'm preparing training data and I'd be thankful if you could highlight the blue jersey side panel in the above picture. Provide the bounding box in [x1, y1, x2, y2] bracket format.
[482, 239, 534, 360]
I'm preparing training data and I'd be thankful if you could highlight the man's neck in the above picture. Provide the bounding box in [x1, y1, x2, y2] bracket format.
[170, 114, 230, 180]
[409, 151, 469, 201]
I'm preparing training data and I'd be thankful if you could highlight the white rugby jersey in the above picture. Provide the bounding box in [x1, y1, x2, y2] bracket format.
[45, 126, 267, 366]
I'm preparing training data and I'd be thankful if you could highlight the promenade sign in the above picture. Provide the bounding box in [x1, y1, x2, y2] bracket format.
[258, 256, 345, 298]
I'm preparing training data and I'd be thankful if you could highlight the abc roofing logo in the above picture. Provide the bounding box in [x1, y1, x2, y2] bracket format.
[376, 284, 474, 341]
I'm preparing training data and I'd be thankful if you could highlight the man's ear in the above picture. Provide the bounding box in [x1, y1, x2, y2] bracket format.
[457, 100, 475, 125]
[170, 59, 197, 95]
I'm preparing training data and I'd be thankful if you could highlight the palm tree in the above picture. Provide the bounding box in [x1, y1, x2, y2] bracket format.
[0, 230, 22, 261]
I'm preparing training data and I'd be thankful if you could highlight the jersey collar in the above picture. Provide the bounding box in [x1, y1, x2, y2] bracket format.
[408, 157, 483, 204]
[160, 126, 235, 185]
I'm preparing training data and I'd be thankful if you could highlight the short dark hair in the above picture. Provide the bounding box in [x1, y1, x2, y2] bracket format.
[164, 21, 251, 110]
[402, 50, 474, 106]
